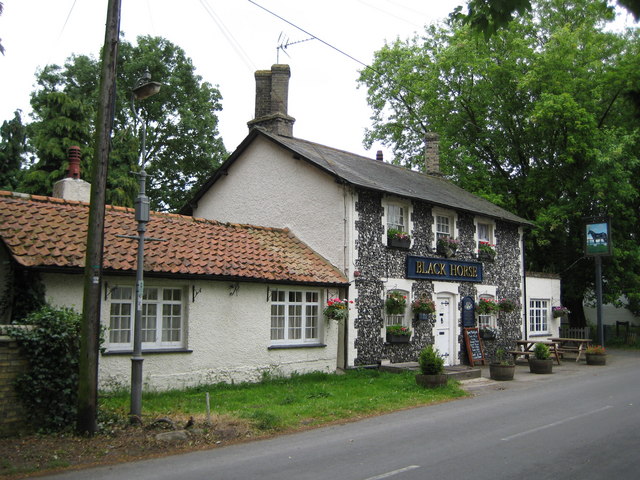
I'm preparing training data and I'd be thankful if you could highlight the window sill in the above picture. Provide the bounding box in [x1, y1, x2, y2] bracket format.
[268, 343, 326, 350]
[102, 348, 193, 356]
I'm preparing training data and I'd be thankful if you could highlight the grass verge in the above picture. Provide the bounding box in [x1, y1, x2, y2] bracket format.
[1, 369, 466, 479]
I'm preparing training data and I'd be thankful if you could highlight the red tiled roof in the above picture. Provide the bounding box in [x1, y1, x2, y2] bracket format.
[0, 191, 348, 286]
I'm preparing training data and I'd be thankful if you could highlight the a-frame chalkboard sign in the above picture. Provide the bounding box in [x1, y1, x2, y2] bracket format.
[464, 327, 486, 367]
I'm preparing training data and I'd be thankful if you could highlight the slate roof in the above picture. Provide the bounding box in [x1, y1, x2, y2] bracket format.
[183, 129, 531, 226]
[0, 191, 348, 286]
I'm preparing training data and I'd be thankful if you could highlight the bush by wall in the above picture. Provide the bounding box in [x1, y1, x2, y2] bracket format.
[7, 305, 82, 432]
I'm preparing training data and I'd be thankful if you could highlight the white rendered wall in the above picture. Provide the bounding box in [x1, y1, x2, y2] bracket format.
[193, 137, 348, 273]
[41, 274, 340, 391]
[525, 274, 561, 338]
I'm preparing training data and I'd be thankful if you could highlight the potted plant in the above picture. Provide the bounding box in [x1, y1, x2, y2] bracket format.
[552, 306, 570, 318]
[498, 298, 517, 313]
[585, 345, 606, 365]
[477, 241, 496, 261]
[436, 236, 460, 258]
[385, 291, 407, 315]
[529, 342, 553, 374]
[411, 297, 436, 320]
[387, 228, 411, 249]
[479, 326, 497, 340]
[415, 345, 447, 387]
[489, 348, 515, 381]
[476, 298, 498, 315]
[385, 324, 412, 343]
[323, 298, 353, 321]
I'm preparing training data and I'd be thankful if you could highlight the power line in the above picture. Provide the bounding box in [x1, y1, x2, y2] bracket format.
[199, 0, 256, 72]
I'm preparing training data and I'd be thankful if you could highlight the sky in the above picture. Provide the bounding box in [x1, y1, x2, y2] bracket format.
[0, 0, 465, 160]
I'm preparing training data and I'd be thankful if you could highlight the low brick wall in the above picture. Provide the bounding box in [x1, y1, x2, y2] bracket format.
[0, 335, 28, 437]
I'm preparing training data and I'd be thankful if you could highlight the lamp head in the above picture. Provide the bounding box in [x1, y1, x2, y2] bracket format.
[133, 71, 162, 100]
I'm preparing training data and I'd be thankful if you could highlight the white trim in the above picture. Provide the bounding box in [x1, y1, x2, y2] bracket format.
[382, 195, 413, 244]
[431, 207, 458, 249]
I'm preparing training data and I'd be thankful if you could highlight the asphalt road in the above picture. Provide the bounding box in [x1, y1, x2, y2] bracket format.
[46, 350, 640, 480]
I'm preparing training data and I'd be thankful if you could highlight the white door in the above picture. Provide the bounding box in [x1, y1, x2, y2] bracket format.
[434, 294, 456, 366]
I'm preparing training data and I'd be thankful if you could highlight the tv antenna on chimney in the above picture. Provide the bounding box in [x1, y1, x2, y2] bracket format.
[276, 32, 315, 62]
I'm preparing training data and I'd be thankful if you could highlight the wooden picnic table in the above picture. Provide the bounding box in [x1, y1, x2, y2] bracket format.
[548, 337, 593, 362]
[509, 340, 561, 365]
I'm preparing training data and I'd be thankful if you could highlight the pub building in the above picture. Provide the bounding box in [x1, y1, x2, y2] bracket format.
[184, 64, 539, 370]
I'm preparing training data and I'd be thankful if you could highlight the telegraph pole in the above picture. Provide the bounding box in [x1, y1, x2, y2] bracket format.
[77, 0, 121, 435]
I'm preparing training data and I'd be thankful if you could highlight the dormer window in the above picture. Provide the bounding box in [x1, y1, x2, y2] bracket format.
[384, 200, 411, 249]
[387, 204, 407, 233]
[436, 215, 452, 240]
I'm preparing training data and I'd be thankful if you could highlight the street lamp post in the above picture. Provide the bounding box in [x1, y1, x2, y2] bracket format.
[129, 72, 161, 420]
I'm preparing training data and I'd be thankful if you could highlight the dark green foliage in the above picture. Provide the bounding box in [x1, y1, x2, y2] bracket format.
[7, 305, 82, 432]
[0, 110, 27, 191]
[16, 35, 227, 212]
[7, 268, 46, 322]
[360, 0, 640, 324]
[534, 342, 550, 360]
[418, 345, 445, 375]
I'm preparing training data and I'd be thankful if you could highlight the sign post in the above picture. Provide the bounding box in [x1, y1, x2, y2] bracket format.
[584, 217, 612, 346]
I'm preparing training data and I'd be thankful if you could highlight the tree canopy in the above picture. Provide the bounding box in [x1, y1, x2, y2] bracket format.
[359, 0, 640, 321]
[17, 35, 227, 211]
[453, 0, 640, 38]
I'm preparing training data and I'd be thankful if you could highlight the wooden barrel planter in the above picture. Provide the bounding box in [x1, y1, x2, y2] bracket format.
[586, 353, 606, 365]
[529, 358, 553, 374]
[489, 363, 515, 381]
[415, 374, 448, 388]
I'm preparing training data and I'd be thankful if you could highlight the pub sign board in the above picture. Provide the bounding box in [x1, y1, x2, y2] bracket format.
[584, 217, 612, 257]
[406, 256, 483, 283]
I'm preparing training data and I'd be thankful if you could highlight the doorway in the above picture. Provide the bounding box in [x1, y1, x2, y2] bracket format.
[434, 293, 457, 366]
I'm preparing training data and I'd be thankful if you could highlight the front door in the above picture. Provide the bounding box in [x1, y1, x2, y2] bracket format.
[434, 294, 456, 366]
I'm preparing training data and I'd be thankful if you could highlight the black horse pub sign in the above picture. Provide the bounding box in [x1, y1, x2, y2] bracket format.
[406, 256, 483, 283]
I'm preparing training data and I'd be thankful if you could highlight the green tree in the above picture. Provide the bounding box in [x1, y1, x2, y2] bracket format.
[0, 110, 27, 190]
[452, 0, 640, 38]
[359, 0, 640, 324]
[22, 35, 227, 211]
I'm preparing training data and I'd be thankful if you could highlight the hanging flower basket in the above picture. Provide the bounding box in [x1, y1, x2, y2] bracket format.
[411, 298, 436, 320]
[436, 237, 459, 258]
[385, 291, 407, 315]
[498, 298, 517, 313]
[476, 298, 498, 315]
[552, 306, 570, 318]
[323, 298, 353, 321]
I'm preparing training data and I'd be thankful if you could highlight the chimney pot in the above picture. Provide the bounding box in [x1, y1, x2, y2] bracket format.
[376, 150, 383, 161]
[67, 146, 81, 179]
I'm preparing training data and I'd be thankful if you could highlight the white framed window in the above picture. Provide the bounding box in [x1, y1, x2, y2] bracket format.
[436, 215, 452, 239]
[270, 289, 321, 345]
[108, 286, 184, 350]
[383, 199, 412, 244]
[477, 294, 497, 330]
[387, 204, 407, 233]
[477, 221, 493, 244]
[432, 208, 457, 241]
[384, 289, 410, 328]
[529, 299, 549, 334]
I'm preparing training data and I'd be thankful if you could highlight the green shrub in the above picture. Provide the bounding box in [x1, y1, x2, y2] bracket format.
[7, 305, 82, 432]
[418, 345, 445, 375]
[534, 342, 550, 360]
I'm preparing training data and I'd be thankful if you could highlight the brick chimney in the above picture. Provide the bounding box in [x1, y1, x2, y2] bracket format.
[52, 146, 91, 202]
[424, 132, 442, 176]
[376, 150, 383, 161]
[247, 64, 296, 137]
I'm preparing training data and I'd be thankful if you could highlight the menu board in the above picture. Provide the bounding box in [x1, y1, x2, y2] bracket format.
[464, 328, 485, 367]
